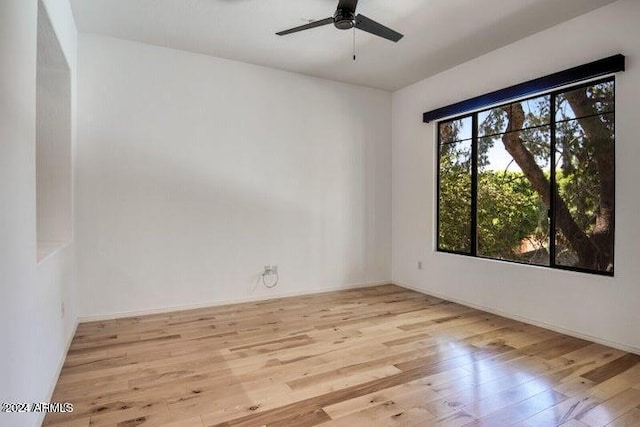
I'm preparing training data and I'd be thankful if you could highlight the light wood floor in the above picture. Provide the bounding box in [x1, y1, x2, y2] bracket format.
[45, 285, 640, 427]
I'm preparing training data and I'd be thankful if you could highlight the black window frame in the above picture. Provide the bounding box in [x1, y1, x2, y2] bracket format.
[436, 76, 615, 277]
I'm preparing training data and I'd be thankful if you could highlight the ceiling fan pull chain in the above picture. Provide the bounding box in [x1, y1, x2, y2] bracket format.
[353, 26, 356, 61]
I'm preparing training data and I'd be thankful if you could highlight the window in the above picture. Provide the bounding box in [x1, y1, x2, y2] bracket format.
[437, 78, 615, 275]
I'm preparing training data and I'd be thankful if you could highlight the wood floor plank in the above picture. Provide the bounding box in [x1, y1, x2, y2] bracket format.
[578, 388, 640, 426]
[606, 405, 640, 426]
[582, 353, 640, 384]
[323, 400, 435, 426]
[43, 284, 640, 427]
[515, 358, 640, 427]
[467, 388, 567, 426]
[322, 367, 471, 420]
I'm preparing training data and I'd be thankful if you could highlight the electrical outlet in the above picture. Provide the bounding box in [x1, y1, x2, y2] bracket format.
[418, 261, 423, 270]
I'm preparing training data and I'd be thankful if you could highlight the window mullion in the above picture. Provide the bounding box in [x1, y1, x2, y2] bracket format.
[550, 93, 557, 267]
[436, 124, 442, 251]
[471, 113, 478, 257]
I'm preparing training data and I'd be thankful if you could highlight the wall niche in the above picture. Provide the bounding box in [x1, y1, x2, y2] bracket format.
[36, 1, 72, 262]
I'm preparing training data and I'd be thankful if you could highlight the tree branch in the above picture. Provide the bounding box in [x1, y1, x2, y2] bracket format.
[564, 88, 614, 269]
[501, 104, 599, 266]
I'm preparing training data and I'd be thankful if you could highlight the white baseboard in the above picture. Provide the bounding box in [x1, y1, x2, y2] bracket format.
[78, 280, 392, 323]
[393, 280, 640, 356]
[36, 318, 78, 427]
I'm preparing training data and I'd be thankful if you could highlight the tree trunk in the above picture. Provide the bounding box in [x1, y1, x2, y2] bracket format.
[564, 89, 614, 270]
[500, 104, 603, 269]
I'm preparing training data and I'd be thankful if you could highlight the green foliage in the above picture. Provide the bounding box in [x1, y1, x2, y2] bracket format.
[438, 142, 471, 252]
[439, 107, 548, 259]
[477, 171, 546, 259]
[555, 86, 614, 239]
[439, 155, 545, 258]
[438, 80, 614, 269]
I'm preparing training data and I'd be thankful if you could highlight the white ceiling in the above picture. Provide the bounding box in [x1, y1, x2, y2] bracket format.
[70, 0, 617, 91]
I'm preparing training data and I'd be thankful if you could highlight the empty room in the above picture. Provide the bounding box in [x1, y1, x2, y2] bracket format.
[2, 0, 640, 426]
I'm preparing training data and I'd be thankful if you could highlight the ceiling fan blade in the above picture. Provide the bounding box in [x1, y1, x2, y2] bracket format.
[355, 14, 403, 42]
[276, 17, 334, 36]
[337, 0, 359, 13]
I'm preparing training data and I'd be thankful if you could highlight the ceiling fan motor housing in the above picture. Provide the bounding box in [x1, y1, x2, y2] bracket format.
[334, 9, 355, 30]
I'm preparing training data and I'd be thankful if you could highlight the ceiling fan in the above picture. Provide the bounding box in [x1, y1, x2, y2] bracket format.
[276, 0, 403, 43]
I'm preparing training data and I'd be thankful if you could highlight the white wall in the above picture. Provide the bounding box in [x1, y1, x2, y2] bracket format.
[0, 1, 78, 426]
[37, 0, 73, 260]
[76, 34, 392, 319]
[392, 0, 640, 353]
